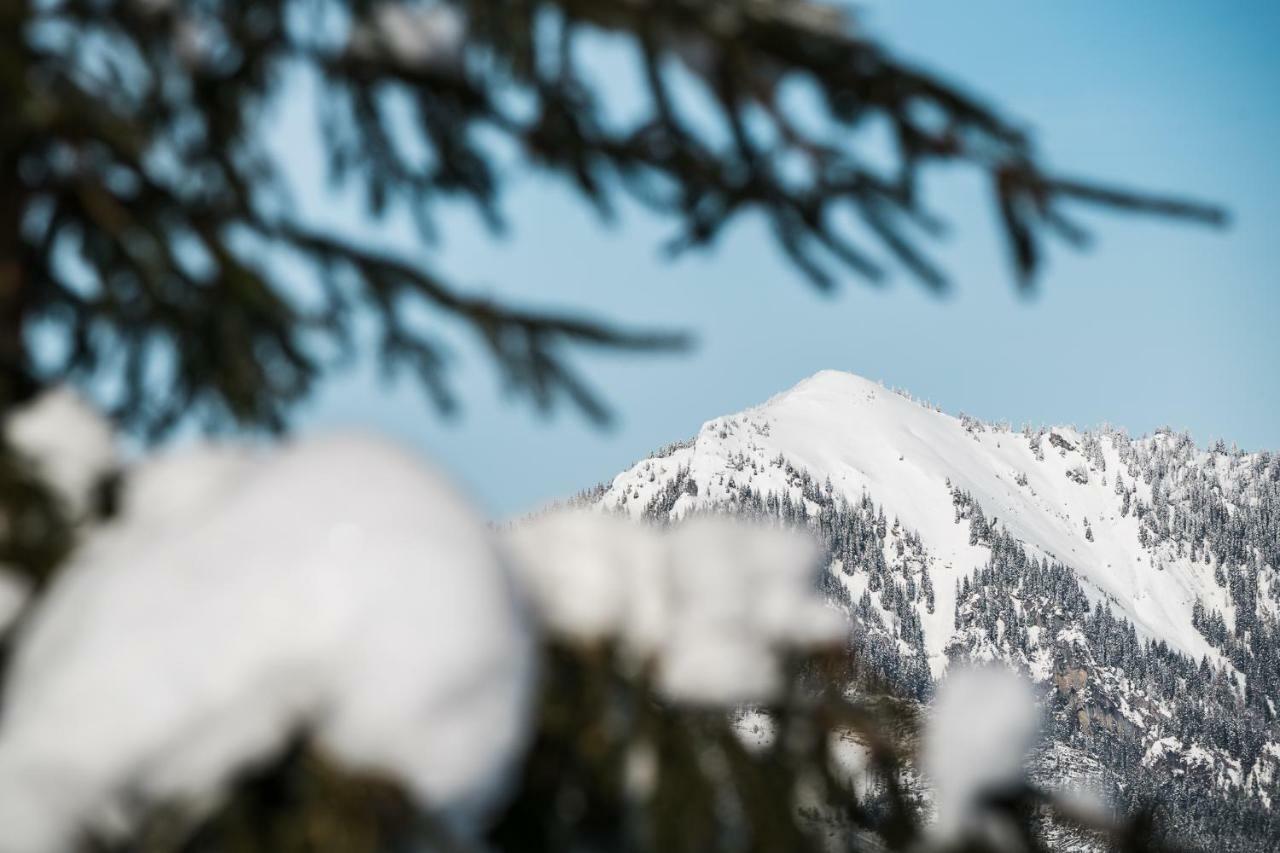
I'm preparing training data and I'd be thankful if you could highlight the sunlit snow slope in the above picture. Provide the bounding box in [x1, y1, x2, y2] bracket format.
[598, 370, 1225, 674]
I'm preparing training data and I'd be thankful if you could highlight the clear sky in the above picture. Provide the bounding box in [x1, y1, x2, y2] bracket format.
[288, 1, 1280, 517]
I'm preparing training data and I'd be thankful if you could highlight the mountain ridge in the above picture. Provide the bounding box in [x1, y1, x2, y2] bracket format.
[598, 370, 1245, 669]
[577, 370, 1280, 846]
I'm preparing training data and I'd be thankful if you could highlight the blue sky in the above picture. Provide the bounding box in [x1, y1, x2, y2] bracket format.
[291, 1, 1280, 516]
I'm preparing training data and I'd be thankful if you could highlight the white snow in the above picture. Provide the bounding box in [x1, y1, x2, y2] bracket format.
[505, 512, 848, 706]
[504, 510, 665, 648]
[666, 518, 848, 652]
[922, 665, 1040, 843]
[827, 729, 873, 795]
[4, 387, 116, 520]
[120, 443, 260, 527]
[600, 370, 1223, 673]
[732, 708, 777, 753]
[657, 633, 783, 707]
[0, 433, 534, 852]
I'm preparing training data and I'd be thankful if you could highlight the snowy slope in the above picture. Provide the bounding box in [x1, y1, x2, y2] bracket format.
[597, 370, 1223, 673]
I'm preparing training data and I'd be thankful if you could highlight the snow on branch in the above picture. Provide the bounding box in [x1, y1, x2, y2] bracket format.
[0, 431, 535, 851]
[505, 510, 848, 705]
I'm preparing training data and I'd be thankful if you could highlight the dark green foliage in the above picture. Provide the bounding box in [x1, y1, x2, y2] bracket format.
[0, 0, 1226, 435]
[0, 2, 1247, 849]
[0, 0, 1234, 629]
[1112, 432, 1280, 720]
[951, 526, 1280, 853]
[89, 634, 1193, 853]
[92, 737, 448, 853]
[0, 446, 74, 585]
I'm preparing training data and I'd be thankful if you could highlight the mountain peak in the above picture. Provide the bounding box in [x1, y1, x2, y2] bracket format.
[770, 369, 887, 406]
[586, 375, 1280, 836]
[607, 375, 1237, 669]
[791, 368, 880, 392]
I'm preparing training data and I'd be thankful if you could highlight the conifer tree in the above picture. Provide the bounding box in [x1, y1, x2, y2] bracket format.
[0, 2, 1241, 851]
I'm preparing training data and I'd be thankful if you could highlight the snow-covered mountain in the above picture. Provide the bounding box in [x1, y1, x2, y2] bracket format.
[579, 370, 1280, 847]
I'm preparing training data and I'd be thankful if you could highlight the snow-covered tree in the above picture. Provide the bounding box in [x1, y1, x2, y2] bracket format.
[0, 2, 1238, 851]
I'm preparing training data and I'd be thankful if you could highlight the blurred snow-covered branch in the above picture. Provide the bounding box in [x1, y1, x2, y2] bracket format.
[506, 510, 847, 705]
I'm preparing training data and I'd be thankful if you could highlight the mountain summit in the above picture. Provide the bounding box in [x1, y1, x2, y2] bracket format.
[601, 370, 1226, 669]
[583, 370, 1280, 843]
